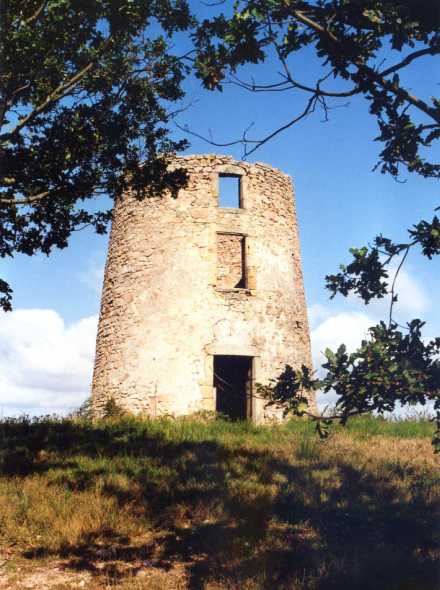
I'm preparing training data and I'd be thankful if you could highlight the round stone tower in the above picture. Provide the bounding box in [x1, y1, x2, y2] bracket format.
[92, 154, 315, 421]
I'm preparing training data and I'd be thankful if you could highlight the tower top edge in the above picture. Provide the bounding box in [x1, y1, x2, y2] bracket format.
[170, 154, 291, 180]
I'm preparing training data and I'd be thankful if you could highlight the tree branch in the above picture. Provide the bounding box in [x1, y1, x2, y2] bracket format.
[0, 61, 95, 141]
[361, 65, 440, 123]
[0, 190, 50, 205]
[388, 246, 410, 327]
[293, 10, 339, 43]
[10, 81, 31, 99]
[24, 1, 48, 25]
[229, 73, 359, 98]
[243, 94, 318, 156]
[380, 47, 440, 78]
[272, 37, 360, 99]
[175, 94, 318, 158]
[301, 408, 362, 422]
[291, 10, 440, 124]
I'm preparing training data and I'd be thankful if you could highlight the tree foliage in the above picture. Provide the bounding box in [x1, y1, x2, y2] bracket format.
[193, 0, 440, 175]
[261, 321, 440, 450]
[0, 0, 193, 310]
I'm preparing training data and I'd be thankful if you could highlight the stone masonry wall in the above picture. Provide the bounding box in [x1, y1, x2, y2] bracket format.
[92, 154, 316, 421]
[216, 233, 245, 288]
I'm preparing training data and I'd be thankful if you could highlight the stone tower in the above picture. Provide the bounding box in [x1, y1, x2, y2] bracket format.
[92, 154, 315, 421]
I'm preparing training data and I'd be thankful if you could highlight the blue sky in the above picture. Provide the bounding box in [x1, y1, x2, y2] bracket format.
[1, 14, 439, 416]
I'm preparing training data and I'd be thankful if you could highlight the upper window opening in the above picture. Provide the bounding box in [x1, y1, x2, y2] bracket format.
[219, 174, 241, 208]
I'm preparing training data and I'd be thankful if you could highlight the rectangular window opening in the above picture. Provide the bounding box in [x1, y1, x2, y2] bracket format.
[213, 355, 253, 420]
[217, 233, 246, 289]
[218, 174, 241, 208]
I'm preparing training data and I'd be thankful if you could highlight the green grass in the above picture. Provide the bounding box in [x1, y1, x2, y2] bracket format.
[0, 414, 438, 590]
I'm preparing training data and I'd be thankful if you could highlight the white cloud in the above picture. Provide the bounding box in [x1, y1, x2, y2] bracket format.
[310, 311, 373, 368]
[310, 310, 374, 411]
[390, 265, 430, 316]
[0, 309, 97, 416]
[309, 285, 435, 414]
[346, 264, 431, 320]
[309, 264, 431, 370]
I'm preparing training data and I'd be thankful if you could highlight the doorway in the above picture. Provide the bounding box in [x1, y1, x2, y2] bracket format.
[213, 355, 253, 420]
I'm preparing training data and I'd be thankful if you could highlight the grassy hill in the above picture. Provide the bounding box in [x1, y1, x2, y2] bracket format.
[0, 415, 439, 589]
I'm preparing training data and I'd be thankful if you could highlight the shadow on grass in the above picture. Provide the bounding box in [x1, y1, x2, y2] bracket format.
[1, 417, 439, 590]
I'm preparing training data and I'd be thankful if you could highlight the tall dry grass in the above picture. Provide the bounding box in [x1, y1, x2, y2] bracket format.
[0, 414, 438, 589]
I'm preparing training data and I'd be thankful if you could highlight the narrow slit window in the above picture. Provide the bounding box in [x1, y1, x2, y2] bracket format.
[218, 174, 241, 208]
[217, 233, 246, 289]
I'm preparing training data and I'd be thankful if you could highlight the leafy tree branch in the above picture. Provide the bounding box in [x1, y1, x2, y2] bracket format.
[260, 320, 440, 451]
[326, 213, 440, 309]
[192, 0, 440, 178]
[0, 0, 195, 310]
